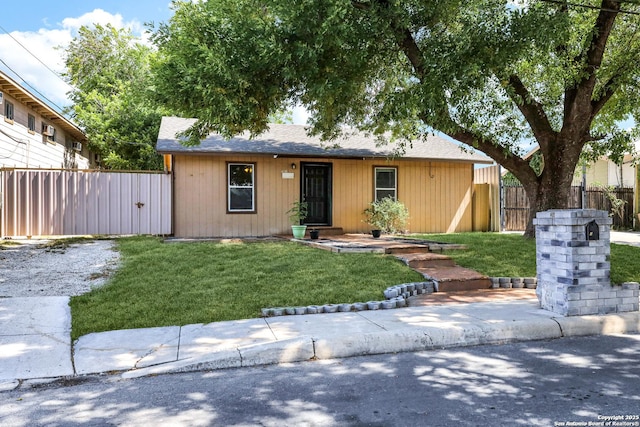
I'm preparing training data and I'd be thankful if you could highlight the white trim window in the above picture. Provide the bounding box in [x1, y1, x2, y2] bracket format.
[28, 114, 36, 132]
[4, 101, 14, 121]
[228, 163, 255, 212]
[374, 167, 397, 201]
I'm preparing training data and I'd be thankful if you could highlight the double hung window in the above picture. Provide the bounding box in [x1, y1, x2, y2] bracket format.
[374, 167, 397, 201]
[228, 163, 255, 212]
[4, 101, 14, 121]
[28, 114, 36, 132]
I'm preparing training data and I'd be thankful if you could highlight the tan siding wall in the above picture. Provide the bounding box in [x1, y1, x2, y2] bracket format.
[173, 155, 475, 237]
[474, 165, 501, 231]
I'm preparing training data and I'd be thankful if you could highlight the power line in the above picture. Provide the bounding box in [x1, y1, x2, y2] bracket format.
[0, 23, 74, 90]
[0, 58, 69, 115]
[0, 22, 79, 120]
[540, 0, 640, 15]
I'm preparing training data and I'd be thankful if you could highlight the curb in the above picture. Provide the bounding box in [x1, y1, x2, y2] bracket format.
[122, 337, 314, 379]
[554, 312, 640, 337]
[118, 313, 640, 380]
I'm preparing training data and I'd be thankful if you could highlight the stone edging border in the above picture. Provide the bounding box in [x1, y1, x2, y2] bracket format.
[260, 281, 435, 317]
[490, 277, 538, 289]
[261, 277, 541, 317]
[259, 277, 640, 318]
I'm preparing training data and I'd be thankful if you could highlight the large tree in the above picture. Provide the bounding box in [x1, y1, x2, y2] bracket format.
[152, 0, 640, 236]
[64, 24, 166, 170]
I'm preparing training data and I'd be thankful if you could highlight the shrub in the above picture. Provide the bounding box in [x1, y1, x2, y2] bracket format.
[363, 197, 409, 233]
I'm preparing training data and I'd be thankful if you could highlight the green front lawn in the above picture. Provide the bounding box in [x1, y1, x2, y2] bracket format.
[414, 232, 640, 285]
[70, 237, 423, 340]
[71, 233, 640, 340]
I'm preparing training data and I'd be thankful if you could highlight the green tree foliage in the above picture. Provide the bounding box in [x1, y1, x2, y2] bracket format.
[152, 0, 640, 235]
[64, 24, 165, 170]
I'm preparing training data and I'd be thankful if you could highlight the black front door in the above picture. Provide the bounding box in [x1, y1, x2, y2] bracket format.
[302, 163, 332, 225]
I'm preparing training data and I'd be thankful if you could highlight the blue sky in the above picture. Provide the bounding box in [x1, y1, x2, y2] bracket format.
[2, 1, 173, 32]
[0, 1, 309, 123]
[0, 1, 174, 110]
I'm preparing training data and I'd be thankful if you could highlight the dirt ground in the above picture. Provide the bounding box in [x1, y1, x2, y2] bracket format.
[0, 239, 120, 297]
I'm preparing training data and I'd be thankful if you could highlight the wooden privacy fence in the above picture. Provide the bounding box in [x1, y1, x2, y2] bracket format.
[502, 185, 635, 231]
[1, 169, 172, 237]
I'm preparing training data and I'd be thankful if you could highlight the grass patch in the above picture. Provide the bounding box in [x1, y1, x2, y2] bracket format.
[414, 232, 640, 283]
[0, 240, 21, 249]
[37, 235, 110, 251]
[610, 243, 640, 285]
[70, 237, 422, 340]
[415, 233, 537, 277]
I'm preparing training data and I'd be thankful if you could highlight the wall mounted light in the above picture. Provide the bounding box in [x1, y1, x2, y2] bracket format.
[291, 163, 296, 169]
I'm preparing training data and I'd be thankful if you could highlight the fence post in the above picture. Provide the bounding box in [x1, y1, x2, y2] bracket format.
[581, 163, 586, 209]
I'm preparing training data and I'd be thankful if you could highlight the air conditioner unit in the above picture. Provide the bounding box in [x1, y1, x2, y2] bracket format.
[43, 125, 55, 136]
[72, 141, 82, 151]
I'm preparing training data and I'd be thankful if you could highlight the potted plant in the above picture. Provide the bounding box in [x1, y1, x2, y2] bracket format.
[287, 200, 308, 239]
[363, 197, 409, 238]
[309, 228, 320, 240]
[363, 203, 384, 238]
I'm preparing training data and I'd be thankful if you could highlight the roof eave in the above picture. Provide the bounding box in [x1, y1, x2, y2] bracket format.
[0, 71, 87, 142]
[157, 146, 493, 164]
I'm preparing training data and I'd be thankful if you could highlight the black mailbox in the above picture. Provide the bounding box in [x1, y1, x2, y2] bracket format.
[586, 220, 599, 241]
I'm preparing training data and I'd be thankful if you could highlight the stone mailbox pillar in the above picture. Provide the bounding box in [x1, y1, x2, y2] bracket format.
[534, 209, 639, 316]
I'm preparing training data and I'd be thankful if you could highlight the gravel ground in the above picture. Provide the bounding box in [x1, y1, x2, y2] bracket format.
[0, 239, 120, 297]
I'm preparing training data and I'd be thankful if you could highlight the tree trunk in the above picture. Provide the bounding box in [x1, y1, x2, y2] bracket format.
[522, 145, 579, 238]
[523, 180, 573, 238]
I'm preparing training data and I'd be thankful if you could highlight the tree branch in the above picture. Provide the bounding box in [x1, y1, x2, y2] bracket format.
[564, 0, 621, 122]
[504, 75, 556, 147]
[355, 0, 427, 79]
[351, 1, 369, 11]
[590, 76, 618, 119]
[444, 122, 539, 187]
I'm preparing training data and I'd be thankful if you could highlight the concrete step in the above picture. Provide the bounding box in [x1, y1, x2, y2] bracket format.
[383, 245, 431, 255]
[396, 253, 456, 269]
[308, 227, 344, 236]
[415, 266, 492, 292]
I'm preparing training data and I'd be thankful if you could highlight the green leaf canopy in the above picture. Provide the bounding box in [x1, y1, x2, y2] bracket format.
[153, 0, 640, 235]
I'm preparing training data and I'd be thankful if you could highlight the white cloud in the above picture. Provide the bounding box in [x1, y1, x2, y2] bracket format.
[0, 9, 146, 112]
[61, 9, 128, 31]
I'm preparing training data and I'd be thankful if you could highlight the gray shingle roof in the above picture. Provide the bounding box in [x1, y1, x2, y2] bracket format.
[156, 116, 493, 164]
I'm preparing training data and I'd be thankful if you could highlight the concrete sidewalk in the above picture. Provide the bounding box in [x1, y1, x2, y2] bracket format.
[611, 230, 640, 247]
[0, 297, 74, 388]
[2, 296, 639, 391]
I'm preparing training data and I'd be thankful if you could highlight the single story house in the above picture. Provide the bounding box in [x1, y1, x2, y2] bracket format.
[156, 116, 493, 238]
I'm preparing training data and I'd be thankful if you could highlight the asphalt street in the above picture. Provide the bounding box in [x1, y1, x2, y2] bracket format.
[1, 334, 639, 427]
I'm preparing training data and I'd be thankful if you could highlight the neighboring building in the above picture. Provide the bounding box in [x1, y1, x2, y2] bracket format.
[0, 70, 94, 169]
[499, 143, 640, 230]
[504, 144, 637, 189]
[573, 153, 637, 188]
[157, 117, 493, 238]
